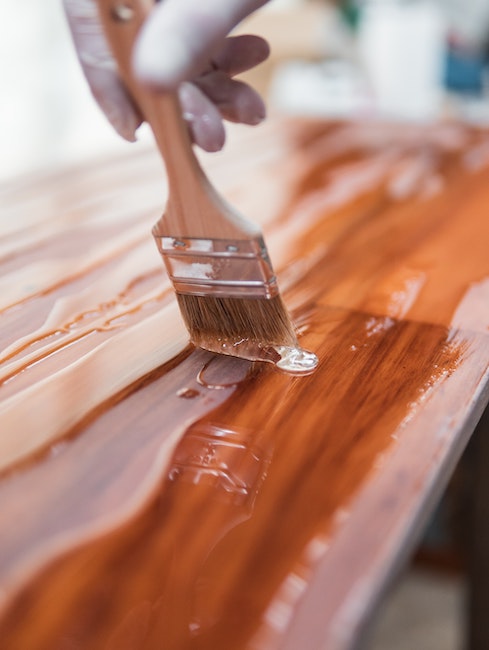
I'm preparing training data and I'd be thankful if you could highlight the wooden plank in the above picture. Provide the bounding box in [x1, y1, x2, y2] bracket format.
[1, 120, 489, 649]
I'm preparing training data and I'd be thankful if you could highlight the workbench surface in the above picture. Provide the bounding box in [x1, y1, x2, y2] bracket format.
[1, 119, 489, 649]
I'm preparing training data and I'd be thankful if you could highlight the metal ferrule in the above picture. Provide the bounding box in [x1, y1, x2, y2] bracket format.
[153, 235, 279, 299]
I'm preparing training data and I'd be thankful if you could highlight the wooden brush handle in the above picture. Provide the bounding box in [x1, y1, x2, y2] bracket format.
[96, 0, 261, 240]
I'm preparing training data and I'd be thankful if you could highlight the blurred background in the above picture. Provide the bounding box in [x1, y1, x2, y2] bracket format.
[3, 0, 489, 183]
[1, 0, 487, 647]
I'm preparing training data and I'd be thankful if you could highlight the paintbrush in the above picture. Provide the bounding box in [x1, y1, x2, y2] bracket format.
[97, 0, 317, 373]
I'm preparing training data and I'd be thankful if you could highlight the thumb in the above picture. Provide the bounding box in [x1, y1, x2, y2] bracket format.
[133, 0, 269, 89]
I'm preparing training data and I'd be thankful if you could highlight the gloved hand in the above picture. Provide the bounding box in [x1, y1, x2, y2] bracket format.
[63, 0, 270, 151]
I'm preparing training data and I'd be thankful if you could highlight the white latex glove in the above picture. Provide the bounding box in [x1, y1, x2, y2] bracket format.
[63, 0, 270, 151]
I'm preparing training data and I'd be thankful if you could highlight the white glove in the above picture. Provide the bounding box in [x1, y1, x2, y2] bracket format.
[63, 0, 270, 151]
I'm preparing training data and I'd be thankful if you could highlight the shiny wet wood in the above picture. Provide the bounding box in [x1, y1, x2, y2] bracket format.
[1, 120, 489, 649]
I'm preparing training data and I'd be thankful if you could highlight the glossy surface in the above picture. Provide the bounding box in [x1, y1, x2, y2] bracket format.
[1, 120, 489, 649]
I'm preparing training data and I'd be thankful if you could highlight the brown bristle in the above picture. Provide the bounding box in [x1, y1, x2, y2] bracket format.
[176, 293, 297, 348]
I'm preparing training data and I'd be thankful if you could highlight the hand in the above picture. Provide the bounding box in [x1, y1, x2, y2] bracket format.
[63, 0, 271, 151]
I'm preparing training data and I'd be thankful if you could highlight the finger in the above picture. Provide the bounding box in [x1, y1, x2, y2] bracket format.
[178, 83, 226, 152]
[194, 72, 266, 125]
[84, 67, 143, 142]
[133, 0, 270, 89]
[63, 0, 141, 141]
[212, 35, 270, 77]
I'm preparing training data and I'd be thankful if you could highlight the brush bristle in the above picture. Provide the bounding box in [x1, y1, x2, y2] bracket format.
[176, 293, 297, 349]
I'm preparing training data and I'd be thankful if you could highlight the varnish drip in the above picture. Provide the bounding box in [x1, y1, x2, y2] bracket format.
[169, 421, 271, 504]
[176, 387, 200, 399]
[197, 354, 254, 388]
[199, 336, 318, 375]
[274, 346, 319, 374]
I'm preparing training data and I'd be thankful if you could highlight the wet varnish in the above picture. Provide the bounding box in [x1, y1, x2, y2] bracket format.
[1, 120, 489, 649]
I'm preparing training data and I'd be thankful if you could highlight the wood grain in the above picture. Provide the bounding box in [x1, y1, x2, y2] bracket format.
[1, 119, 489, 649]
